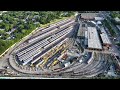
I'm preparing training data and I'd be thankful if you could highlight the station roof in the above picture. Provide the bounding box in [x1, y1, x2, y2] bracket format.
[100, 27, 111, 44]
[80, 13, 98, 19]
[95, 17, 104, 21]
[87, 27, 102, 49]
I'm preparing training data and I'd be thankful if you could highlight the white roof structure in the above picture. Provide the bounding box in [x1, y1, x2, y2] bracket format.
[64, 62, 70, 67]
[114, 17, 120, 22]
[91, 21, 96, 25]
[100, 27, 111, 45]
[87, 27, 102, 49]
[95, 17, 104, 21]
[97, 21, 102, 25]
[85, 30, 88, 45]
[81, 13, 98, 19]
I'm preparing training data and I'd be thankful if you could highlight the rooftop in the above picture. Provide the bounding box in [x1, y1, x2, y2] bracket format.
[97, 21, 102, 25]
[114, 17, 120, 22]
[87, 27, 102, 49]
[80, 13, 98, 19]
[95, 17, 104, 21]
[100, 27, 111, 44]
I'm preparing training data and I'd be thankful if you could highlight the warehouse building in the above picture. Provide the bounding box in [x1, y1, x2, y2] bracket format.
[87, 27, 102, 50]
[77, 23, 87, 39]
[94, 17, 104, 21]
[100, 27, 111, 49]
[80, 13, 98, 20]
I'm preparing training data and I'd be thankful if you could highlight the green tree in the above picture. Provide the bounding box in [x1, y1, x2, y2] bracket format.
[5, 24, 9, 32]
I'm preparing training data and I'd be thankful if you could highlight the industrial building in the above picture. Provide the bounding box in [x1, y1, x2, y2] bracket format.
[76, 15, 112, 51]
[80, 12, 98, 20]
[81, 24, 111, 51]
[94, 17, 104, 21]
[100, 27, 111, 49]
[77, 23, 87, 39]
[61, 56, 76, 67]
[87, 27, 102, 50]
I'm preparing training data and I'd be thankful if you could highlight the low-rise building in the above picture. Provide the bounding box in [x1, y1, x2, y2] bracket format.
[114, 17, 120, 22]
[87, 27, 102, 50]
[80, 12, 98, 20]
[95, 17, 104, 21]
[96, 21, 102, 25]
[100, 27, 111, 49]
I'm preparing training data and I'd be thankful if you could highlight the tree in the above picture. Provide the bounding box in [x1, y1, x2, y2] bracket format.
[9, 24, 14, 30]
[21, 29, 26, 34]
[0, 22, 5, 28]
[18, 24, 24, 30]
[5, 24, 9, 32]
[40, 17, 47, 24]
[1, 33, 9, 40]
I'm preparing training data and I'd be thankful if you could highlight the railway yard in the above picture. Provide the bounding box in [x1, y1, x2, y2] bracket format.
[0, 11, 120, 79]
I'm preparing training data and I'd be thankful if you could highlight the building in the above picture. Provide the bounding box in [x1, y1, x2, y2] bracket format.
[95, 17, 104, 21]
[62, 61, 70, 67]
[100, 27, 111, 49]
[96, 21, 102, 25]
[87, 27, 102, 50]
[77, 23, 87, 39]
[61, 56, 76, 67]
[79, 12, 99, 20]
[114, 17, 120, 22]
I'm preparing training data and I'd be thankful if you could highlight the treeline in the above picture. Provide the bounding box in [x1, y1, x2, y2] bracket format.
[110, 11, 120, 18]
[103, 19, 116, 37]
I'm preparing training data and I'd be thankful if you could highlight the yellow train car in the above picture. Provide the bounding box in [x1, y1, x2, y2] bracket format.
[52, 59, 59, 66]
[61, 49, 67, 54]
